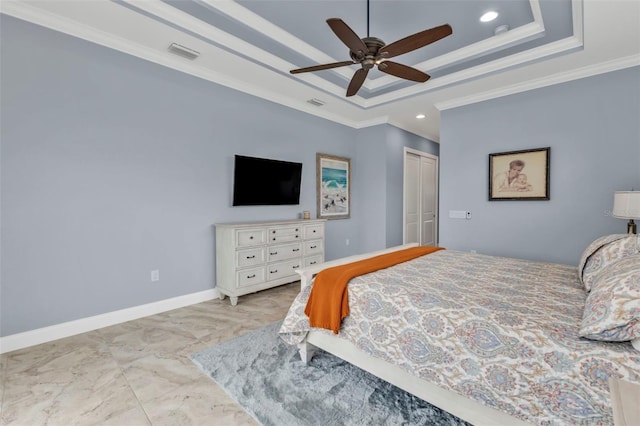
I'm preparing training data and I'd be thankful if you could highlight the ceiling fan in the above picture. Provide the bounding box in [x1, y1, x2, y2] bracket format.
[289, 1, 453, 97]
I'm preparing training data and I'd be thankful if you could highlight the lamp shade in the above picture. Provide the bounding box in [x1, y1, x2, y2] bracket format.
[612, 191, 640, 219]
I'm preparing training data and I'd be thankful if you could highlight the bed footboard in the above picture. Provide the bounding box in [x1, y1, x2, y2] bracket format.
[303, 330, 531, 426]
[297, 341, 318, 365]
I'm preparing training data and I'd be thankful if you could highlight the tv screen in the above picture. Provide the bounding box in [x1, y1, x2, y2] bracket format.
[232, 155, 302, 206]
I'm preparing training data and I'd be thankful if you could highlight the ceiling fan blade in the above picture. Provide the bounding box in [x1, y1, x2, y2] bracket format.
[378, 61, 430, 83]
[290, 60, 355, 74]
[379, 24, 452, 59]
[327, 18, 369, 56]
[346, 68, 369, 97]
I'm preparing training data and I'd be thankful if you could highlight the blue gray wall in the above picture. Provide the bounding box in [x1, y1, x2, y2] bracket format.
[385, 126, 439, 248]
[0, 16, 431, 336]
[6, 13, 633, 337]
[439, 66, 640, 265]
[351, 125, 440, 252]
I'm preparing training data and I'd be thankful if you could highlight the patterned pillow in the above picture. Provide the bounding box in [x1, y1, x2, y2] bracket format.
[578, 234, 638, 292]
[580, 255, 640, 342]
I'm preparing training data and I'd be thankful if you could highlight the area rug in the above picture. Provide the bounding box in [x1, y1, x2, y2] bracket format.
[190, 321, 469, 426]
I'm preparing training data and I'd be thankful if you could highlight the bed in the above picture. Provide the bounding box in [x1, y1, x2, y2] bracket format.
[279, 235, 640, 426]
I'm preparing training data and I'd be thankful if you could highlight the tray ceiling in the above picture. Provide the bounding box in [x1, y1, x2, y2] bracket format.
[1, 0, 639, 141]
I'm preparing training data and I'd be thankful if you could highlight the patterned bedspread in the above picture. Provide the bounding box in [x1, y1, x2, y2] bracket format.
[279, 250, 640, 426]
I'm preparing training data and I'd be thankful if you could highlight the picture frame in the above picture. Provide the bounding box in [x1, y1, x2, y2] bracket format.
[317, 153, 351, 219]
[489, 147, 550, 201]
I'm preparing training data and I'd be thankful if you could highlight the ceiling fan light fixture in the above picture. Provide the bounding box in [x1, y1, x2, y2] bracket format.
[480, 11, 499, 23]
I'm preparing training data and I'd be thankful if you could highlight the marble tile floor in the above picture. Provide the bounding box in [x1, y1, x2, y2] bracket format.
[0, 282, 301, 426]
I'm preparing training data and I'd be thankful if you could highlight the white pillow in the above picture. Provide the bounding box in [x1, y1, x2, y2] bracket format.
[580, 255, 640, 342]
[578, 234, 637, 292]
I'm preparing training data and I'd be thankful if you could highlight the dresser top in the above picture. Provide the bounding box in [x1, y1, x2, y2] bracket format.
[214, 219, 326, 228]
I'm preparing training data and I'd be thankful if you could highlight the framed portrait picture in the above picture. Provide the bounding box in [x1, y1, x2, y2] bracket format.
[317, 153, 350, 219]
[489, 147, 550, 201]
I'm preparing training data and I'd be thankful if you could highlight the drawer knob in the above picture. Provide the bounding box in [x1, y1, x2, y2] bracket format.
[247, 255, 255, 259]
[293, 265, 299, 269]
[310, 245, 317, 249]
[310, 261, 317, 265]
[313, 230, 316, 233]
[273, 238, 276, 241]
[250, 236, 254, 239]
[272, 230, 276, 234]
[247, 274, 256, 279]
[270, 251, 277, 255]
[293, 248, 300, 252]
[270, 270, 278, 274]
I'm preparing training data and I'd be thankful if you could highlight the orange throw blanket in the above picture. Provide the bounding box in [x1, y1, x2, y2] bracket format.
[304, 245, 445, 334]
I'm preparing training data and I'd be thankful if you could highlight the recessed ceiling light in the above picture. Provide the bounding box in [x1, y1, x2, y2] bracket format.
[416, 114, 426, 119]
[480, 11, 499, 22]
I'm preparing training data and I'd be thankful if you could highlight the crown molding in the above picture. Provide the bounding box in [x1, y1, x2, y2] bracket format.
[388, 119, 441, 143]
[435, 54, 640, 111]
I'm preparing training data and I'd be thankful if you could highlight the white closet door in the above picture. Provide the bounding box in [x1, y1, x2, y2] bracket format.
[420, 155, 437, 246]
[404, 149, 438, 246]
[404, 153, 420, 244]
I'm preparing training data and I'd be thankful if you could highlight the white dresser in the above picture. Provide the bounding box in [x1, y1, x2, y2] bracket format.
[215, 219, 325, 305]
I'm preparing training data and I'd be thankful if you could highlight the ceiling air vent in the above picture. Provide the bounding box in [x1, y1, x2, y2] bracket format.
[306, 98, 326, 107]
[168, 43, 200, 60]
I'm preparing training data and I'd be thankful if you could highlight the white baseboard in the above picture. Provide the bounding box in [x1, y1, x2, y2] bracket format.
[0, 288, 220, 354]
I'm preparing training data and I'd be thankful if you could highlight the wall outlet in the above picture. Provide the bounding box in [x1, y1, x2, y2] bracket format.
[345, 239, 350, 246]
[150, 270, 160, 282]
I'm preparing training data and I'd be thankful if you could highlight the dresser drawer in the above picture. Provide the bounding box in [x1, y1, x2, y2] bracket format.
[236, 267, 266, 288]
[304, 255, 323, 267]
[268, 242, 302, 262]
[236, 229, 266, 247]
[267, 226, 301, 243]
[215, 219, 324, 305]
[304, 224, 324, 240]
[304, 239, 323, 256]
[236, 247, 265, 268]
[267, 259, 302, 281]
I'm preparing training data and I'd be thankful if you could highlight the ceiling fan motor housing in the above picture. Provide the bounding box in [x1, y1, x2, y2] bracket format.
[350, 37, 386, 69]
[350, 37, 385, 58]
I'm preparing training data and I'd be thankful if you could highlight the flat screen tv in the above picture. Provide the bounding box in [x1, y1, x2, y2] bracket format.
[232, 155, 302, 206]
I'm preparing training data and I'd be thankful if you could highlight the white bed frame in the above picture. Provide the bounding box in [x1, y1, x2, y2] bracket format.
[295, 243, 531, 426]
